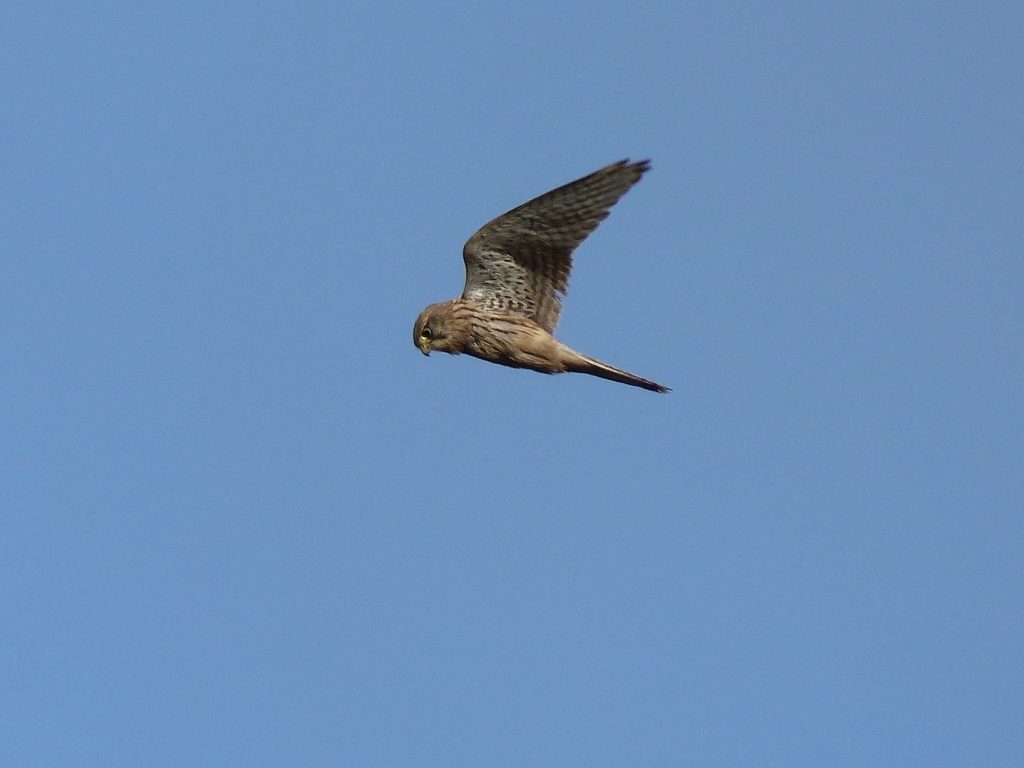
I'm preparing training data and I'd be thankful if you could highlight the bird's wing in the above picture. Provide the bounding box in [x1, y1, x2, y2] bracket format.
[461, 159, 649, 333]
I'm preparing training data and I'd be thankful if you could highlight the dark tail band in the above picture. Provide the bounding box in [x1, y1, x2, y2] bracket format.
[572, 355, 670, 393]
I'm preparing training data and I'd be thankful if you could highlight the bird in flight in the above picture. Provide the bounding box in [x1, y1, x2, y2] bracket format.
[412, 159, 669, 393]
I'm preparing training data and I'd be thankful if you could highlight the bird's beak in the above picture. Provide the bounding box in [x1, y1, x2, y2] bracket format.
[418, 340, 430, 356]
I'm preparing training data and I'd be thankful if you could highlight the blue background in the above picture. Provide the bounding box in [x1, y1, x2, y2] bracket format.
[3, 3, 1022, 765]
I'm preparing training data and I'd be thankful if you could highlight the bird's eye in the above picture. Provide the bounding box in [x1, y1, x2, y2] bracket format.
[420, 327, 432, 340]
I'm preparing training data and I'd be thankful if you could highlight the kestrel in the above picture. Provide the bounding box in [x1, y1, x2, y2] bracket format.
[413, 159, 669, 393]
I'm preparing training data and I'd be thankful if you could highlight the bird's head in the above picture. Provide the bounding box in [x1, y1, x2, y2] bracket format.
[413, 301, 456, 356]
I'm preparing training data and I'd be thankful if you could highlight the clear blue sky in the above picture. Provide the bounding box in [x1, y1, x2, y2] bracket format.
[3, 3, 1022, 765]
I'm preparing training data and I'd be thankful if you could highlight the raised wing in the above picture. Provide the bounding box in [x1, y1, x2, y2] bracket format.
[461, 159, 649, 333]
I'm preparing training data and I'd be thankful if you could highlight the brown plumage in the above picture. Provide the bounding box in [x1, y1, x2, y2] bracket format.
[413, 160, 669, 393]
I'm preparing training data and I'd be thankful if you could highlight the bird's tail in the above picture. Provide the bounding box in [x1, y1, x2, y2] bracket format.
[570, 354, 670, 393]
